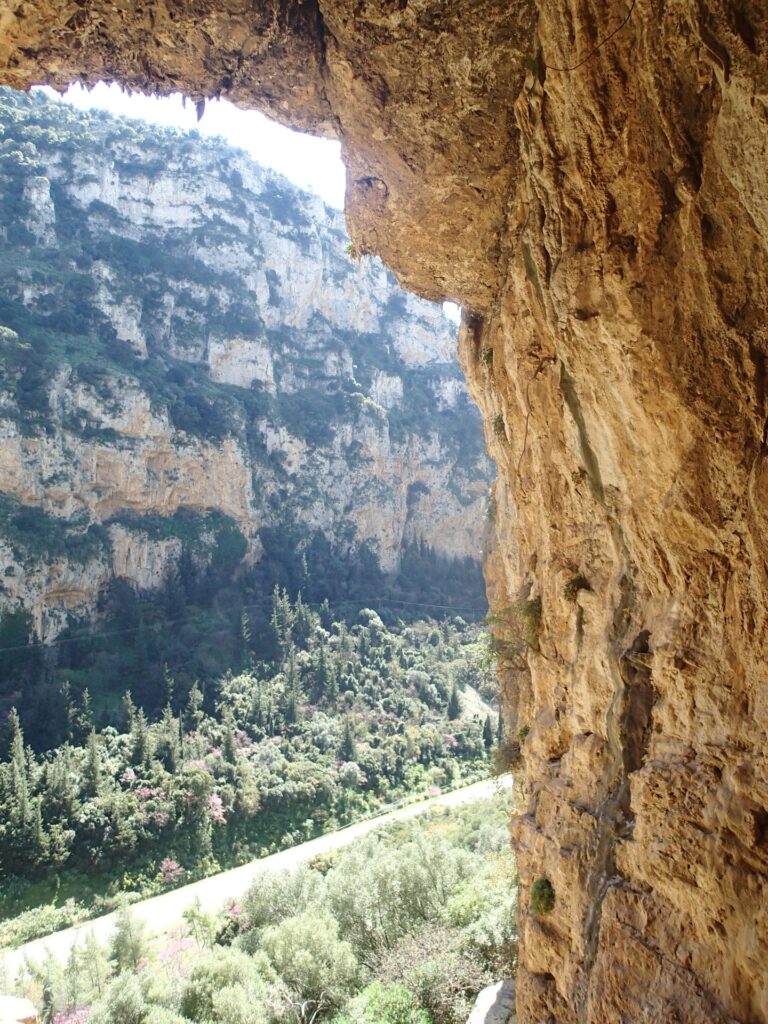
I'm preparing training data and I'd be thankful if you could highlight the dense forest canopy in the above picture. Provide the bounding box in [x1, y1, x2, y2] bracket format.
[1, 593, 499, 944]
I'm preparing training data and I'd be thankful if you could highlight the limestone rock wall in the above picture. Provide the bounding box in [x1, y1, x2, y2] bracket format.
[2, 1, 767, 1020]
[0, 91, 490, 637]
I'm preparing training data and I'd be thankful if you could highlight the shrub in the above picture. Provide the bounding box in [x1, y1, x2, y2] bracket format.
[180, 947, 274, 1021]
[375, 925, 490, 1024]
[240, 865, 325, 939]
[530, 877, 555, 915]
[88, 973, 146, 1024]
[492, 740, 522, 777]
[563, 576, 590, 602]
[261, 911, 358, 1019]
[485, 597, 542, 669]
[337, 981, 430, 1024]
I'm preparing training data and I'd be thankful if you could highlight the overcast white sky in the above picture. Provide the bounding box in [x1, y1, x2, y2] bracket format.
[38, 83, 461, 323]
[39, 82, 347, 208]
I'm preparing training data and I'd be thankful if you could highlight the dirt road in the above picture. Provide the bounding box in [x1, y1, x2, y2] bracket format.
[2, 775, 511, 978]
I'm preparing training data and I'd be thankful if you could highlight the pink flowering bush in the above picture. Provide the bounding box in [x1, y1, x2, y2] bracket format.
[208, 793, 226, 825]
[54, 1009, 90, 1024]
[158, 857, 185, 885]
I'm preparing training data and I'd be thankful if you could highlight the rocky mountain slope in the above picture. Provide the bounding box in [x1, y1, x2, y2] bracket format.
[3, 3, 768, 1022]
[0, 89, 490, 641]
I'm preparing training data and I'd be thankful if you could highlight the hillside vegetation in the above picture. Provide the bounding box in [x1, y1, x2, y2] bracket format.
[7, 795, 517, 1024]
[1, 593, 498, 943]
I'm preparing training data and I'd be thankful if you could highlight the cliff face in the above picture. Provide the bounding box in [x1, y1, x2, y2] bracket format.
[0, 91, 490, 638]
[2, 2, 768, 1022]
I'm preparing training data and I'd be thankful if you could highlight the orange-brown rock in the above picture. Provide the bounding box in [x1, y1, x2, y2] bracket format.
[2, 1, 767, 1021]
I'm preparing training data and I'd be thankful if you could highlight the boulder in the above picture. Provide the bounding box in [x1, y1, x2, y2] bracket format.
[0, 996, 38, 1024]
[466, 980, 515, 1024]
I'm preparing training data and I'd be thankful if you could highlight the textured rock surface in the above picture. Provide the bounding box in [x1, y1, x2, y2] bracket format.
[466, 980, 516, 1024]
[2, 1, 768, 1021]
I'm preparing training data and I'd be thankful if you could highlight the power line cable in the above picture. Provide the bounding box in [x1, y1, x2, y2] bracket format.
[0, 595, 488, 655]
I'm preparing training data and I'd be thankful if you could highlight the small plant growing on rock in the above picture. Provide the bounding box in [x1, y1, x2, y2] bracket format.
[493, 414, 506, 440]
[482, 346, 494, 367]
[492, 739, 522, 776]
[485, 494, 497, 524]
[484, 597, 543, 669]
[518, 725, 530, 740]
[563, 575, 590, 602]
[345, 240, 362, 261]
[530, 878, 555, 915]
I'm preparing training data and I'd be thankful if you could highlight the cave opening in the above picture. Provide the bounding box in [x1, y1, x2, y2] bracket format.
[0, 74, 508, 1024]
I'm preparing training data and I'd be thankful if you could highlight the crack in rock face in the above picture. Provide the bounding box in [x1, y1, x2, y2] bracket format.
[3, 1, 768, 1021]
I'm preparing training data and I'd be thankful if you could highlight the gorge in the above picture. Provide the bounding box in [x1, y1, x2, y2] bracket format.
[1, 2, 767, 1022]
[0, 88, 489, 644]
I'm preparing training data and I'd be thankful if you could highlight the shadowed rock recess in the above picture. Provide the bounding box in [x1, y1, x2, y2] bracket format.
[2, 1, 767, 1021]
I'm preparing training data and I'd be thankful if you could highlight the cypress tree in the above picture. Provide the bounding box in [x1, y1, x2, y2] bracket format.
[447, 683, 461, 721]
[74, 688, 93, 744]
[186, 681, 204, 732]
[222, 705, 238, 764]
[130, 708, 152, 767]
[340, 717, 356, 761]
[121, 690, 136, 732]
[156, 706, 180, 772]
[483, 713, 494, 749]
[85, 729, 102, 795]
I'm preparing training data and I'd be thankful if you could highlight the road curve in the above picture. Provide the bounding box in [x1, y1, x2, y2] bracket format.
[2, 775, 511, 977]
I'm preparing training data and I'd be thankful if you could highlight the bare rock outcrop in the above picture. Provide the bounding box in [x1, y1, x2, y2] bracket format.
[2, 1, 767, 1021]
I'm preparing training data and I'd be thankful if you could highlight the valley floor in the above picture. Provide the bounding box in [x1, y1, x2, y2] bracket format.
[2, 774, 511, 980]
